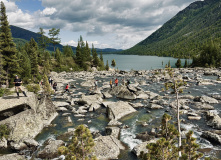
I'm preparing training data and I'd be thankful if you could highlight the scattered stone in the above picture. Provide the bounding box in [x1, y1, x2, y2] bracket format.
[200, 95, 219, 104]
[148, 104, 164, 109]
[201, 131, 221, 145]
[192, 102, 214, 110]
[0, 153, 25, 160]
[132, 139, 159, 157]
[105, 127, 120, 139]
[102, 92, 112, 99]
[37, 139, 65, 159]
[0, 137, 7, 149]
[108, 119, 122, 126]
[93, 136, 125, 160]
[205, 111, 221, 129]
[107, 101, 137, 120]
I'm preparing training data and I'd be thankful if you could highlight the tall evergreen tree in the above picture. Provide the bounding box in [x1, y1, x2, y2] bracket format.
[37, 27, 49, 64]
[85, 41, 91, 61]
[0, 50, 6, 86]
[92, 44, 99, 67]
[58, 125, 97, 160]
[105, 60, 109, 71]
[111, 59, 116, 68]
[48, 28, 60, 52]
[0, 1, 20, 86]
[20, 51, 31, 81]
[55, 48, 62, 67]
[175, 58, 182, 68]
[27, 38, 39, 81]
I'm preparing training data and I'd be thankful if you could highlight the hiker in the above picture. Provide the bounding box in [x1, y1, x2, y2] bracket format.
[94, 80, 98, 90]
[115, 78, 118, 86]
[50, 78, 53, 86]
[53, 82, 57, 91]
[110, 79, 113, 88]
[13, 75, 27, 99]
[126, 79, 131, 86]
[64, 84, 70, 93]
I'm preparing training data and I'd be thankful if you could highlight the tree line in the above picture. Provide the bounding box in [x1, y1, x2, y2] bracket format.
[0, 2, 110, 88]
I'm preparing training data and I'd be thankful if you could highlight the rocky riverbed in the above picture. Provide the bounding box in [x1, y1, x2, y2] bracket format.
[1, 67, 221, 159]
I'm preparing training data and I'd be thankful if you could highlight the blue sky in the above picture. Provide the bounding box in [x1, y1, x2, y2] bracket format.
[4, 0, 198, 49]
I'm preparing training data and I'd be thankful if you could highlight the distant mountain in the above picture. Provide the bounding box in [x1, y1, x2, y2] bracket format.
[122, 0, 221, 58]
[10, 25, 122, 54]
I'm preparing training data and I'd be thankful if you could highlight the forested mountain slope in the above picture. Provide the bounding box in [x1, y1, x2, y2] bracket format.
[122, 0, 221, 58]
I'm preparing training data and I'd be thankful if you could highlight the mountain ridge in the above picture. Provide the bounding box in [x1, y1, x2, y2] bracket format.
[122, 0, 221, 58]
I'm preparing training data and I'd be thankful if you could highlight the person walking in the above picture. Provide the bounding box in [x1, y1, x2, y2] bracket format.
[64, 84, 70, 93]
[13, 75, 27, 99]
[110, 79, 113, 88]
[53, 82, 57, 92]
[94, 80, 98, 90]
[115, 78, 118, 86]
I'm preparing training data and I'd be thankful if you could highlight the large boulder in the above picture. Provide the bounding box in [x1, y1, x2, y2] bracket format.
[77, 94, 103, 105]
[0, 94, 58, 143]
[205, 111, 221, 129]
[0, 153, 25, 160]
[0, 137, 7, 149]
[201, 131, 221, 145]
[191, 102, 214, 110]
[93, 136, 125, 160]
[105, 127, 120, 139]
[107, 101, 137, 120]
[200, 95, 219, 104]
[132, 139, 159, 157]
[37, 139, 65, 159]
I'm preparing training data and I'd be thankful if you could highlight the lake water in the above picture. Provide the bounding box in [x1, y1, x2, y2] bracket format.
[103, 54, 191, 71]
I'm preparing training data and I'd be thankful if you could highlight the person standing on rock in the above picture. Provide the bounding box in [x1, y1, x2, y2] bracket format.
[94, 80, 98, 90]
[115, 78, 118, 86]
[53, 82, 57, 92]
[110, 79, 113, 88]
[64, 84, 70, 93]
[13, 75, 27, 99]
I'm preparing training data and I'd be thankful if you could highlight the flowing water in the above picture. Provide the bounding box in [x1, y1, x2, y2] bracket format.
[35, 66, 221, 160]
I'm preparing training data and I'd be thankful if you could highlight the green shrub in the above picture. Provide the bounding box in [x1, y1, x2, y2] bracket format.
[26, 84, 40, 94]
[0, 124, 11, 140]
[0, 88, 14, 97]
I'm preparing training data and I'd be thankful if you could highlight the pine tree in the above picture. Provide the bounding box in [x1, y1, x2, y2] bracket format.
[180, 131, 203, 160]
[85, 41, 91, 61]
[99, 52, 105, 70]
[42, 74, 53, 95]
[111, 59, 116, 68]
[58, 124, 97, 160]
[92, 44, 99, 67]
[184, 59, 188, 68]
[164, 67, 187, 157]
[28, 38, 39, 81]
[20, 51, 31, 82]
[175, 58, 182, 68]
[0, 1, 20, 87]
[105, 60, 109, 71]
[48, 28, 60, 52]
[55, 48, 62, 67]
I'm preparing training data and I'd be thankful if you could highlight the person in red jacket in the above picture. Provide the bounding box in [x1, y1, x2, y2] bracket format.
[115, 78, 118, 86]
[64, 84, 70, 93]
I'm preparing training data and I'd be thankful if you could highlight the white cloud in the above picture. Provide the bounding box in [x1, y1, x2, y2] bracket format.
[41, 7, 56, 16]
[1, 0, 198, 49]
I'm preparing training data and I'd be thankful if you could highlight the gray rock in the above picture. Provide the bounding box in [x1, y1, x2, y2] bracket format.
[102, 92, 112, 99]
[23, 138, 39, 148]
[148, 92, 160, 100]
[0, 137, 7, 149]
[200, 95, 219, 104]
[0, 153, 25, 160]
[105, 127, 120, 139]
[117, 89, 137, 100]
[107, 101, 137, 120]
[127, 85, 138, 92]
[148, 104, 164, 109]
[201, 131, 221, 144]
[53, 101, 70, 108]
[129, 102, 145, 108]
[192, 102, 214, 110]
[37, 139, 65, 159]
[93, 136, 125, 160]
[10, 142, 27, 151]
[205, 111, 221, 129]
[78, 94, 103, 105]
[107, 119, 122, 126]
[132, 139, 159, 157]
[0, 94, 58, 143]
[89, 102, 101, 112]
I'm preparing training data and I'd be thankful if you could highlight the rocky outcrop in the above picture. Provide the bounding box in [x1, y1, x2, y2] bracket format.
[191, 102, 214, 110]
[0, 153, 25, 160]
[201, 131, 221, 144]
[93, 136, 125, 160]
[200, 95, 219, 104]
[0, 92, 58, 144]
[107, 101, 137, 120]
[37, 139, 65, 159]
[132, 139, 159, 157]
[205, 111, 221, 129]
